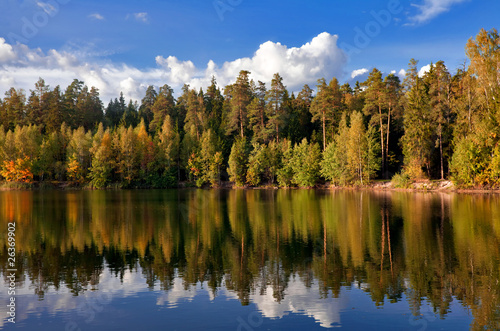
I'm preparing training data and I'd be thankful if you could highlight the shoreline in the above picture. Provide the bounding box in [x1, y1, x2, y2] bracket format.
[2, 179, 500, 194]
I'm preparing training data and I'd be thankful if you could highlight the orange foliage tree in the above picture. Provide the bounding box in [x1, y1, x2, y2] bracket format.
[0, 157, 34, 183]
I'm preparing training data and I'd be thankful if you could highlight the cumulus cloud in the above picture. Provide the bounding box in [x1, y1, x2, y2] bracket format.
[155, 56, 196, 85]
[409, 0, 468, 24]
[351, 68, 368, 79]
[0, 38, 17, 63]
[89, 13, 105, 20]
[0, 32, 347, 102]
[418, 64, 431, 77]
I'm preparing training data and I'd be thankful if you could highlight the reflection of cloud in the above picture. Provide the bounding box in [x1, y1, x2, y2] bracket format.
[156, 276, 198, 308]
[0, 267, 150, 327]
[0, 269, 347, 328]
[250, 275, 347, 328]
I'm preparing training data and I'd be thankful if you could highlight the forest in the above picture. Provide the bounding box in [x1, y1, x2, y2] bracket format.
[0, 28, 498, 189]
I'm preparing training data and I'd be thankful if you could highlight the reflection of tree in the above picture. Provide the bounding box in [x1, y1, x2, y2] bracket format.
[1, 190, 499, 328]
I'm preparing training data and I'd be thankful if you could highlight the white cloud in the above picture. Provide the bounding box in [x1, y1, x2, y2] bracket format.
[36, 1, 57, 15]
[0, 32, 347, 102]
[418, 64, 431, 77]
[211, 32, 346, 90]
[89, 13, 105, 20]
[128, 12, 149, 23]
[409, 0, 468, 24]
[155, 56, 197, 86]
[351, 68, 368, 79]
[398, 69, 406, 77]
[0, 38, 17, 63]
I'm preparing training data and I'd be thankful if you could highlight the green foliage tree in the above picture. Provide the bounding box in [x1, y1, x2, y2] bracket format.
[199, 129, 223, 187]
[246, 143, 267, 187]
[150, 84, 175, 134]
[248, 81, 267, 144]
[228, 137, 248, 187]
[426, 61, 452, 179]
[277, 139, 294, 188]
[226, 70, 252, 138]
[138, 85, 157, 128]
[310, 78, 342, 150]
[363, 68, 388, 177]
[157, 115, 180, 183]
[2, 88, 26, 130]
[265, 73, 288, 142]
[401, 59, 433, 179]
[291, 138, 321, 187]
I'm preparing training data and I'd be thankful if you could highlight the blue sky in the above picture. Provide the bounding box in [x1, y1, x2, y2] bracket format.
[0, 0, 498, 101]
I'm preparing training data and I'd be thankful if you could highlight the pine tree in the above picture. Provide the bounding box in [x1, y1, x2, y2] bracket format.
[139, 85, 157, 129]
[265, 73, 287, 142]
[248, 81, 267, 144]
[150, 84, 175, 134]
[401, 59, 433, 179]
[363, 68, 388, 177]
[3, 88, 26, 130]
[226, 70, 252, 138]
[310, 78, 342, 150]
[291, 84, 314, 144]
[426, 61, 451, 179]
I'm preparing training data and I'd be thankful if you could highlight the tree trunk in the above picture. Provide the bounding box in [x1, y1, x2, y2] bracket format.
[378, 105, 385, 178]
[322, 114, 326, 151]
[239, 106, 244, 138]
[386, 105, 391, 175]
[439, 130, 444, 180]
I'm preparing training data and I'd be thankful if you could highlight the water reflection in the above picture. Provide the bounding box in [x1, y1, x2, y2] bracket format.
[0, 189, 499, 329]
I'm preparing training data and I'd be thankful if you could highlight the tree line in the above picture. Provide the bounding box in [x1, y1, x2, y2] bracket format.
[0, 28, 498, 188]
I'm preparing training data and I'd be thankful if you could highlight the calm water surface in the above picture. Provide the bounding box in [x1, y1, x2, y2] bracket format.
[0, 189, 499, 330]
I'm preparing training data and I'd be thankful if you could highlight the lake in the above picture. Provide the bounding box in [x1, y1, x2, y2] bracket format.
[0, 189, 499, 330]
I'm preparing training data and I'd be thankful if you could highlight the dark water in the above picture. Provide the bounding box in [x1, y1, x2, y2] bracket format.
[0, 189, 499, 330]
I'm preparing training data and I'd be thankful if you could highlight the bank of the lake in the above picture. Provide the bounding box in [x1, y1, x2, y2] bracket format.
[3, 178, 500, 194]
